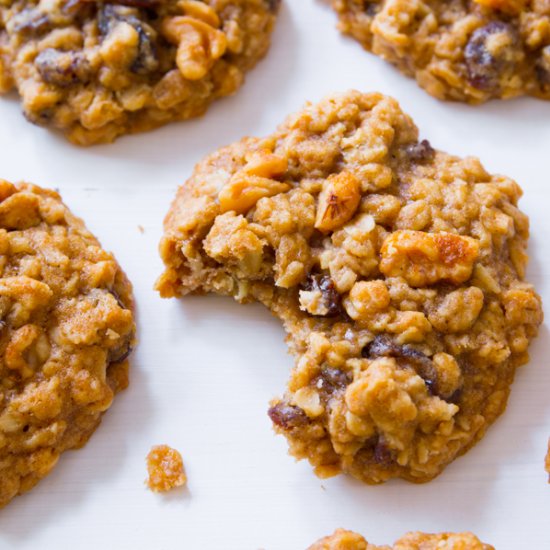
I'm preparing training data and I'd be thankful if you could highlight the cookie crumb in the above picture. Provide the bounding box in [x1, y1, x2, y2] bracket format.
[546, 439, 550, 483]
[146, 445, 187, 492]
[138, 225, 145, 234]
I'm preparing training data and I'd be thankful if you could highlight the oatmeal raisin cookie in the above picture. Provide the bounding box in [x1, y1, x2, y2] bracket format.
[0, 0, 279, 144]
[0, 180, 135, 507]
[332, 0, 550, 103]
[156, 91, 542, 484]
[308, 529, 494, 550]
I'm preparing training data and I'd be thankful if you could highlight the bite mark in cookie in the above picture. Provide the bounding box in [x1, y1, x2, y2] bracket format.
[0, 180, 136, 507]
[156, 91, 542, 484]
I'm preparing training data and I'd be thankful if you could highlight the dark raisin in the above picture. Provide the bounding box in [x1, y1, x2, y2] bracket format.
[373, 439, 395, 466]
[268, 402, 308, 430]
[110, 288, 129, 310]
[313, 368, 351, 400]
[12, 9, 52, 36]
[303, 274, 341, 317]
[464, 22, 519, 92]
[98, 4, 158, 74]
[109, 343, 133, 364]
[266, 0, 281, 13]
[35, 49, 91, 87]
[405, 139, 435, 163]
[362, 335, 440, 397]
[536, 46, 550, 88]
[24, 108, 55, 126]
[364, 1, 379, 16]
[355, 437, 395, 467]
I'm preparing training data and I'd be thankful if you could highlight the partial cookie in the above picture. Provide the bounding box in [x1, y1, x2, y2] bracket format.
[0, 0, 279, 145]
[332, 0, 550, 103]
[156, 91, 542, 484]
[0, 181, 135, 507]
[308, 529, 494, 550]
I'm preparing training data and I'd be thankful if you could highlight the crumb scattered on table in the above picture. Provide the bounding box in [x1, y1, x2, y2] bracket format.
[138, 225, 145, 234]
[546, 439, 550, 483]
[146, 445, 187, 492]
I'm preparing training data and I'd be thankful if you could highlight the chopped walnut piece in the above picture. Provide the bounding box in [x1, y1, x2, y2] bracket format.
[380, 230, 480, 287]
[315, 171, 361, 232]
[218, 150, 289, 214]
[161, 16, 227, 80]
[146, 444, 187, 492]
[179, 0, 221, 28]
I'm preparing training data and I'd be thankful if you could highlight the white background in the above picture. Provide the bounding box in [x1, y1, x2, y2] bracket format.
[0, 1, 549, 548]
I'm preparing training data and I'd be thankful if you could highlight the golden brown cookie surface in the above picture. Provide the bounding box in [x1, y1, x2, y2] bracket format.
[156, 91, 542, 484]
[308, 529, 494, 550]
[0, 181, 135, 507]
[332, 0, 550, 103]
[0, 0, 279, 144]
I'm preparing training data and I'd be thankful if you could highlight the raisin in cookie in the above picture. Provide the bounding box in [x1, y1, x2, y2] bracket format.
[0, 181, 135, 507]
[156, 91, 542, 484]
[332, 0, 550, 103]
[308, 529, 494, 550]
[0, 0, 279, 145]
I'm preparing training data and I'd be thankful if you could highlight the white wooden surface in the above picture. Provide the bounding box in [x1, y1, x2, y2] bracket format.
[0, 1, 549, 548]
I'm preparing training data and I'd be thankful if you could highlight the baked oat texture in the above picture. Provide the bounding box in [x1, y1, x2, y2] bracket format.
[0, 180, 135, 507]
[308, 529, 494, 550]
[156, 91, 542, 484]
[146, 444, 187, 492]
[0, 0, 279, 145]
[332, 0, 550, 103]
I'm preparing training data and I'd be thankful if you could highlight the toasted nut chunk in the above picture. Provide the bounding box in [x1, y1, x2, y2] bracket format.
[474, 0, 526, 15]
[219, 150, 289, 214]
[178, 0, 220, 28]
[380, 230, 480, 287]
[146, 444, 187, 492]
[161, 16, 227, 80]
[315, 172, 361, 232]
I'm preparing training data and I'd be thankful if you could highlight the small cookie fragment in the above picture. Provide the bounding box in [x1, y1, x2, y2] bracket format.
[146, 444, 187, 492]
[332, 0, 550, 103]
[0, 180, 136, 508]
[0, 0, 280, 144]
[156, 91, 542, 485]
[546, 439, 550, 482]
[308, 529, 494, 550]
